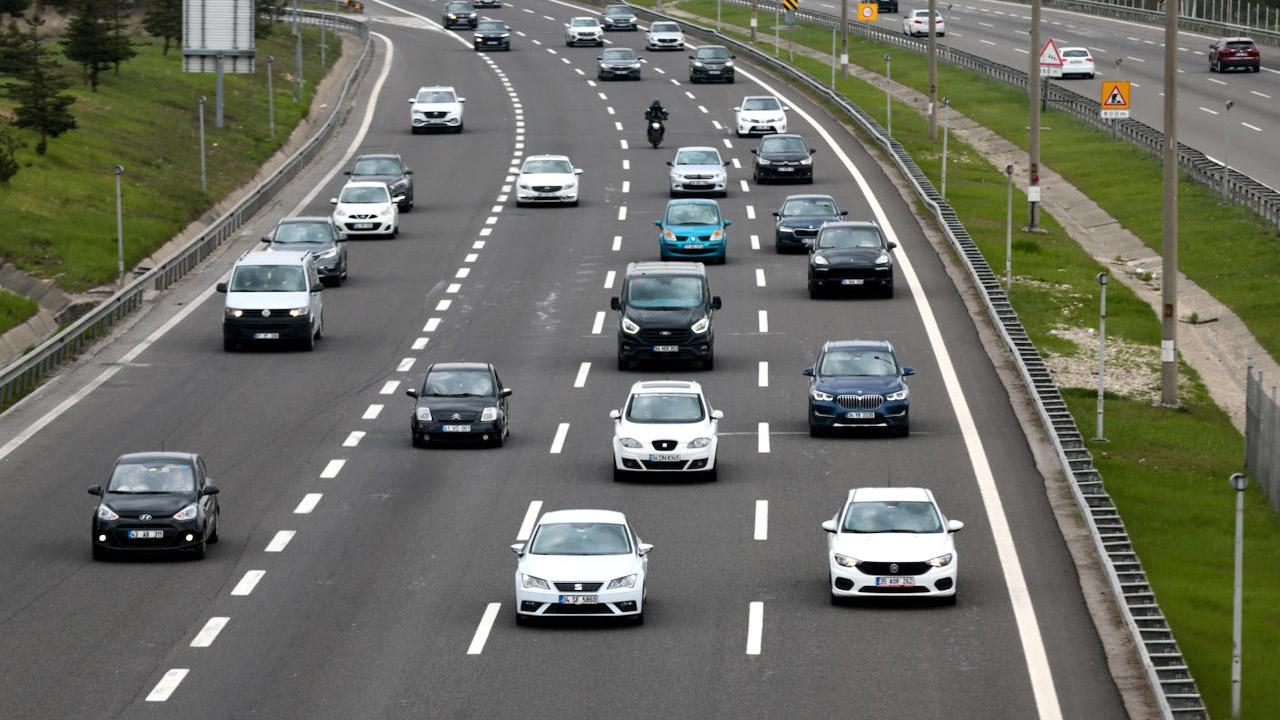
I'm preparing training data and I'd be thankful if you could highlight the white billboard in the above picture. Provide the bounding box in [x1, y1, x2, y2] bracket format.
[183, 0, 256, 73]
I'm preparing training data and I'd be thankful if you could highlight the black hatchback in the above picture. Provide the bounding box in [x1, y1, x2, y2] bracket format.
[474, 20, 511, 51]
[89, 452, 221, 560]
[752, 134, 816, 184]
[689, 45, 735, 83]
[261, 216, 348, 286]
[406, 363, 512, 447]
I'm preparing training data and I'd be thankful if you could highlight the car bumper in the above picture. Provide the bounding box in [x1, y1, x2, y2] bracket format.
[412, 418, 503, 443]
[690, 67, 734, 81]
[223, 317, 312, 341]
[647, 39, 684, 50]
[337, 220, 396, 236]
[809, 269, 893, 291]
[809, 399, 909, 431]
[669, 179, 727, 195]
[1218, 58, 1259, 68]
[756, 164, 812, 181]
[603, 20, 637, 30]
[568, 34, 603, 44]
[517, 188, 578, 203]
[474, 38, 510, 49]
[613, 440, 716, 473]
[94, 519, 206, 552]
[618, 335, 713, 362]
[660, 239, 725, 258]
[775, 230, 817, 249]
[515, 584, 644, 617]
[829, 559, 957, 597]
[598, 66, 641, 79]
[444, 17, 477, 27]
[737, 121, 787, 136]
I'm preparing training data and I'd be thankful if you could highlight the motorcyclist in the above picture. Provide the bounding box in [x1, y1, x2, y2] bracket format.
[644, 100, 669, 123]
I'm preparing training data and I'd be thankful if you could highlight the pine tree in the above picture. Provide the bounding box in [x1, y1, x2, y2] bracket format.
[62, 0, 114, 90]
[0, 0, 32, 20]
[142, 0, 181, 55]
[0, 18, 24, 75]
[106, 0, 134, 74]
[4, 13, 76, 154]
[0, 123, 21, 183]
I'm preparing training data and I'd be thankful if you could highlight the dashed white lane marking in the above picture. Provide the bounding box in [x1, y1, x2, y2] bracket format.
[549, 423, 570, 454]
[755, 268, 766, 287]
[757, 423, 770, 453]
[1089, 46, 1107, 53]
[618, 206, 628, 221]
[592, 311, 606, 334]
[671, 78, 681, 85]
[758, 361, 769, 388]
[456, 268, 471, 279]
[465, 253, 479, 263]
[542, 13, 555, 20]
[515, 30, 526, 36]
[397, 358, 415, 372]
[491, 204, 503, 213]
[467, 603, 501, 654]
[531, 38, 542, 45]
[412, 338, 429, 350]
[712, 120, 723, 130]
[575, 68, 585, 75]
[574, 362, 591, 388]
[745, 205, 756, 220]
[320, 459, 346, 479]
[231, 569, 267, 595]
[587, 79, 597, 86]
[1014, 48, 1029, 54]
[750, 234, 760, 250]
[424, 317, 442, 332]
[732, 157, 741, 169]
[146, 669, 189, 702]
[758, 310, 768, 333]
[746, 602, 764, 655]
[1208, 77, 1228, 86]
[1200, 106, 1219, 115]
[265, 530, 296, 552]
[604, 270, 617, 288]
[1126, 56, 1145, 62]
[485, 216, 498, 224]
[614, 121, 624, 131]
[978, 21, 993, 27]
[754, 500, 768, 540]
[446, 283, 462, 294]
[522, 6, 533, 11]
[620, 139, 629, 150]
[1252, 90, 1272, 99]
[654, 66, 665, 74]
[698, 105, 708, 113]
[517, 500, 543, 542]
[622, 159, 630, 170]
[598, 91, 608, 100]
[612, 235, 622, 251]
[723, 138, 733, 149]
[343, 431, 365, 447]
[1242, 122, 1263, 132]
[684, 90, 695, 99]
[379, 380, 401, 395]
[362, 404, 383, 420]
[191, 617, 230, 648]
[980, 39, 996, 45]
[607, 105, 615, 114]
[436, 299, 453, 311]
[294, 493, 323, 514]
[740, 179, 750, 193]
[621, 180, 630, 194]
[561, 57, 571, 64]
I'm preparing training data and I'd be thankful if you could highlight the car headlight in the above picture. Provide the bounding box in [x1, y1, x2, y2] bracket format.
[662, 229, 676, 241]
[631, 62, 641, 68]
[812, 389, 834, 402]
[521, 574, 550, 590]
[316, 248, 338, 259]
[709, 229, 723, 242]
[886, 387, 909, 401]
[415, 407, 432, 422]
[621, 316, 640, 334]
[713, 172, 726, 182]
[724, 60, 734, 67]
[875, 253, 890, 265]
[225, 308, 243, 318]
[173, 504, 198, 521]
[928, 553, 953, 568]
[813, 253, 830, 266]
[480, 406, 499, 422]
[97, 504, 119, 521]
[618, 437, 643, 448]
[333, 208, 347, 218]
[800, 157, 812, 165]
[776, 225, 795, 234]
[518, 182, 531, 190]
[757, 156, 771, 165]
[288, 307, 309, 317]
[692, 60, 704, 67]
[447, 13, 456, 18]
[500, 32, 510, 37]
[691, 316, 710, 334]
[606, 574, 637, 590]
[379, 206, 392, 217]
[834, 553, 859, 568]
[687, 437, 711, 449]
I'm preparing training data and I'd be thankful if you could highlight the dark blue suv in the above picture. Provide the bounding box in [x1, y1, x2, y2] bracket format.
[804, 340, 914, 436]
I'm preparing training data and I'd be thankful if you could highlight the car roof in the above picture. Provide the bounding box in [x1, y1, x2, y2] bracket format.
[523, 154, 571, 163]
[428, 362, 492, 373]
[604, 4, 632, 9]
[630, 380, 702, 394]
[675, 145, 721, 154]
[236, 249, 311, 266]
[354, 153, 401, 161]
[819, 220, 879, 231]
[116, 451, 197, 465]
[650, 21, 679, 27]
[1220, 36, 1255, 42]
[741, 94, 779, 101]
[538, 509, 628, 525]
[846, 487, 934, 503]
[760, 134, 804, 141]
[276, 216, 332, 225]
[626, 261, 707, 277]
[415, 85, 457, 93]
[823, 338, 895, 353]
[572, 16, 599, 21]
[341, 180, 391, 190]
[782, 193, 836, 202]
[666, 198, 719, 207]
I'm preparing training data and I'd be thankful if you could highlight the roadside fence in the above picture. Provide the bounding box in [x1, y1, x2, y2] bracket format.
[1245, 361, 1280, 512]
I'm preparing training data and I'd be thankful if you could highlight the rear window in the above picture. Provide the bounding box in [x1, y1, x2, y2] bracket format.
[1227, 41, 1257, 50]
[1062, 49, 1089, 58]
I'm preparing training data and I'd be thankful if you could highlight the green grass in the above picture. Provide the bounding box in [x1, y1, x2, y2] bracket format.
[0, 288, 37, 336]
[0, 24, 340, 292]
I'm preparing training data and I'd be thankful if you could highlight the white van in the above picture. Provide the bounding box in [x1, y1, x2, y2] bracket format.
[217, 250, 324, 351]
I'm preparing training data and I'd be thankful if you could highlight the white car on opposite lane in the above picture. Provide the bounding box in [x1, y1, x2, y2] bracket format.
[409, 85, 465, 134]
[1059, 47, 1096, 78]
[611, 380, 721, 481]
[734, 95, 789, 137]
[329, 181, 399, 238]
[515, 155, 583, 206]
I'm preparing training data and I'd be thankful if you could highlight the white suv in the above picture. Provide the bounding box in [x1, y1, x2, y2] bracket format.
[734, 95, 789, 137]
[408, 86, 465, 134]
[610, 380, 722, 481]
[565, 17, 604, 46]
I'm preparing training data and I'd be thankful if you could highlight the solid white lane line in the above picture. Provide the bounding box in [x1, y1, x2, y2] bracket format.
[757, 423, 770, 453]
[621, 180, 630, 194]
[754, 501, 768, 540]
[436, 299, 452, 311]
[397, 358, 415, 372]
[294, 493, 323, 514]
[342, 431, 365, 447]
[612, 235, 622, 251]
[1200, 106, 1219, 115]
[379, 380, 400, 395]
[604, 270, 616, 288]
[746, 602, 763, 654]
[320, 459, 346, 479]
[620, 139, 629, 150]
[425, 317, 443, 331]
[446, 283, 461, 294]
[739, 179, 750, 192]
[618, 206, 627, 221]
[592, 311, 606, 334]
[456, 268, 471, 279]
[467, 603, 501, 654]
[231, 570, 266, 596]
[1252, 90, 1272, 99]
[755, 268, 765, 287]
[362, 404, 383, 420]
[750, 234, 760, 250]
[412, 337, 429, 350]
[516, 501, 543, 541]
[549, 423, 570, 454]
[191, 617, 230, 648]
[745, 205, 756, 219]
[1242, 122, 1262, 132]
[723, 138, 733, 149]
[265, 530, 296, 552]
[574, 362, 591, 388]
[758, 310, 768, 333]
[758, 361, 768, 388]
[146, 669, 189, 702]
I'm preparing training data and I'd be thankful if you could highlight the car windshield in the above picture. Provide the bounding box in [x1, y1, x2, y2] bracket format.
[272, 222, 332, 245]
[819, 226, 883, 249]
[351, 157, 402, 175]
[760, 136, 806, 154]
[742, 97, 781, 111]
[819, 350, 898, 376]
[530, 522, 631, 555]
[675, 149, 721, 165]
[447, 2, 472, 10]
[108, 462, 196, 493]
[843, 501, 943, 533]
[572, 18, 598, 26]
[782, 197, 837, 216]
[603, 49, 636, 60]
[1062, 49, 1089, 58]
[604, 5, 631, 14]
[651, 22, 679, 32]
[416, 90, 456, 103]
[229, 264, 307, 292]
[696, 46, 730, 59]
[422, 370, 494, 397]
[626, 276, 704, 309]
[477, 21, 505, 30]
[626, 393, 705, 423]
[339, 186, 389, 203]
[666, 203, 720, 226]
[522, 159, 573, 174]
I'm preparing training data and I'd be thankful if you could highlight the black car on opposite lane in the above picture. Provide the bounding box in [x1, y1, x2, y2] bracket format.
[345, 153, 414, 211]
[474, 20, 511, 51]
[598, 47, 642, 80]
[752, 133, 816, 184]
[805, 340, 914, 436]
[261, 216, 348, 286]
[406, 363, 512, 447]
[602, 4, 639, 30]
[689, 45, 735, 83]
[443, 0, 478, 29]
[772, 194, 846, 253]
[807, 221, 896, 298]
[89, 452, 221, 560]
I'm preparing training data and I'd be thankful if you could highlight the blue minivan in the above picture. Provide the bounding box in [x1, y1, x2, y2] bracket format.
[657, 199, 730, 264]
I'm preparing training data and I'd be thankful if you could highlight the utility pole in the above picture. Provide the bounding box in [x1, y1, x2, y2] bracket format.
[1094, 272, 1108, 442]
[198, 96, 207, 194]
[884, 54, 892, 137]
[1027, 0, 1042, 230]
[1005, 164, 1014, 288]
[840, 0, 849, 77]
[1221, 99, 1234, 201]
[215, 54, 225, 129]
[940, 97, 951, 198]
[267, 56, 276, 139]
[928, 0, 938, 140]
[1161, 0, 1180, 407]
[751, 0, 758, 41]
[113, 166, 125, 289]
[1229, 471, 1247, 719]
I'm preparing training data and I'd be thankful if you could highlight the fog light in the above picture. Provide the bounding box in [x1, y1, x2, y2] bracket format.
[185, 533, 194, 542]
[834, 577, 855, 591]
[935, 577, 954, 591]
[482, 434, 490, 441]
[98, 534, 106, 542]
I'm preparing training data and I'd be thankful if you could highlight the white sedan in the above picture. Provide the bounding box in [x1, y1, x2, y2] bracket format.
[611, 380, 721, 481]
[645, 21, 685, 50]
[734, 95, 788, 137]
[329, 181, 399, 238]
[512, 509, 651, 625]
[823, 487, 963, 604]
[515, 155, 582, 207]
[902, 9, 945, 37]
[1060, 47, 1096, 78]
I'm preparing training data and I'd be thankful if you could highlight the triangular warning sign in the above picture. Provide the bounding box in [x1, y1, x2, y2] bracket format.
[1104, 85, 1128, 106]
[1039, 38, 1063, 67]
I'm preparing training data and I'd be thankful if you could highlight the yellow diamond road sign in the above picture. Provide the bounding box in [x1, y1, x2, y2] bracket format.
[857, 2, 878, 21]
[782, 0, 798, 10]
[1100, 80, 1131, 119]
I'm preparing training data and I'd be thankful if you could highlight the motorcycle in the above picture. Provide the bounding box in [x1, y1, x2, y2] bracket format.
[647, 119, 665, 148]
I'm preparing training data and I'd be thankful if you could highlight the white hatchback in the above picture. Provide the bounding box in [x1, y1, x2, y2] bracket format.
[902, 9, 945, 37]
[734, 95, 789, 137]
[611, 380, 721, 481]
[512, 509, 651, 624]
[1060, 47, 1096, 78]
[330, 181, 399, 238]
[515, 155, 583, 206]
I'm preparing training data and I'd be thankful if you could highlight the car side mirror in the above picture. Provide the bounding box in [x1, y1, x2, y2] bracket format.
[948, 519, 965, 533]
[654, 220, 662, 227]
[839, 210, 849, 215]
[723, 161, 731, 167]
[564, 23, 570, 27]
[597, 56, 602, 60]
[500, 388, 513, 398]
[750, 148, 758, 155]
[88, 485, 102, 496]
[336, 236, 347, 244]
[783, 106, 791, 112]
[343, 170, 352, 176]
[802, 367, 815, 377]
[771, 212, 780, 218]
[903, 367, 916, 376]
[201, 484, 220, 496]
[821, 520, 837, 533]
[408, 98, 416, 103]
[710, 296, 722, 310]
[405, 388, 419, 398]
[610, 296, 622, 311]
[711, 409, 724, 420]
[459, 98, 466, 103]
[809, 148, 817, 154]
[260, 234, 271, 243]
[216, 282, 228, 293]
[329, 197, 338, 205]
[310, 284, 323, 293]
[888, 241, 898, 250]
[609, 409, 621, 420]
[638, 543, 654, 556]
[733, 106, 741, 111]
[666, 161, 674, 167]
[405, 169, 414, 175]
[688, 54, 695, 59]
[510, 543, 526, 556]
[731, 54, 737, 59]
[724, 220, 733, 228]
[804, 239, 815, 250]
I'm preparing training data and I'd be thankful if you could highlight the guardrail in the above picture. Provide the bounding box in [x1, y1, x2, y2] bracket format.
[0, 11, 371, 410]
[714, 0, 1280, 229]
[1023, 0, 1280, 47]
[625, 3, 1208, 717]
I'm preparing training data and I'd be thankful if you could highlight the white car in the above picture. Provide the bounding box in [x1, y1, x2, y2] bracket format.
[565, 17, 604, 47]
[734, 95, 789, 137]
[902, 9, 945, 37]
[646, 21, 685, 50]
[512, 509, 651, 624]
[611, 380, 721, 481]
[329, 181, 399, 238]
[408, 85, 465, 134]
[515, 155, 582, 206]
[668, 146, 729, 197]
[822, 487, 963, 604]
[1060, 46, 1096, 78]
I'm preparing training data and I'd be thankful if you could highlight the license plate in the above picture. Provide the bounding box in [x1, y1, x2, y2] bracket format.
[846, 411, 875, 419]
[841, 278, 865, 285]
[485, 40, 499, 44]
[353, 223, 374, 229]
[652, 345, 679, 352]
[708, 70, 721, 74]
[685, 243, 705, 249]
[876, 577, 915, 587]
[779, 167, 795, 172]
[441, 424, 472, 432]
[253, 332, 280, 340]
[648, 453, 681, 462]
[128, 530, 164, 539]
[558, 594, 599, 604]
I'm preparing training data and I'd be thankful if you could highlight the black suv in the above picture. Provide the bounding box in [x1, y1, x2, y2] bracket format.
[877, 0, 899, 13]
[602, 4, 638, 30]
[474, 20, 511, 51]
[752, 133, 816, 184]
[689, 45, 735, 83]
[260, 216, 348, 286]
[346, 153, 414, 211]
[443, 1, 477, 29]
[807, 221, 896, 298]
[772, 194, 846, 252]
[611, 262, 722, 370]
[406, 362, 511, 447]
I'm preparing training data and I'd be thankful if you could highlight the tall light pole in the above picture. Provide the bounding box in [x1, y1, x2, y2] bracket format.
[750, 0, 758, 41]
[1221, 99, 1234, 201]
[717, 0, 722, 31]
[1094, 272, 1108, 442]
[113, 166, 125, 289]
[1229, 471, 1247, 720]
[884, 53, 892, 137]
[840, 0, 849, 78]
[927, 0, 938, 140]
[214, 53, 224, 128]
[1161, 0, 1180, 407]
[1028, 0, 1042, 230]
[940, 96, 951, 198]
[831, 25, 837, 89]
[267, 56, 276, 139]
[1005, 164, 1014, 288]
[198, 96, 207, 194]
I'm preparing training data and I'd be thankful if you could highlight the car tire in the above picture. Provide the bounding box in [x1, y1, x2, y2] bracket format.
[941, 593, 958, 606]
[92, 544, 110, 561]
[314, 316, 323, 341]
[208, 512, 220, 543]
[895, 419, 910, 437]
[190, 539, 206, 560]
[808, 282, 820, 299]
[704, 465, 718, 482]
[302, 331, 315, 351]
[630, 611, 644, 626]
[455, 122, 464, 134]
[569, 199, 579, 207]
[689, 76, 699, 84]
[809, 420, 826, 438]
[1254, 64, 1261, 73]
[617, 356, 630, 371]
[223, 338, 237, 352]
[702, 355, 715, 371]
[412, 432, 427, 448]
[882, 282, 894, 299]
[613, 465, 628, 482]
[515, 612, 530, 626]
[1210, 59, 1218, 72]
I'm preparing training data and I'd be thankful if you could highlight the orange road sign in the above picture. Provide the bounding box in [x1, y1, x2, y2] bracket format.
[1100, 80, 1131, 119]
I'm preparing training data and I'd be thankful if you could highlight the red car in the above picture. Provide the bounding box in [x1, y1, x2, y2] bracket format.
[1209, 37, 1261, 73]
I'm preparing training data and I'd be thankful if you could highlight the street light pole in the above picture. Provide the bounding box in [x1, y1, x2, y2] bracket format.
[1221, 99, 1234, 201]
[198, 96, 207, 194]
[1094, 272, 1108, 441]
[113, 166, 125, 289]
[1028, 0, 1042, 230]
[884, 54, 892, 137]
[774, 3, 780, 56]
[940, 97, 951, 199]
[751, 0, 758, 41]
[1161, 0, 1180, 407]
[267, 56, 276, 139]
[1005, 164, 1014, 289]
[717, 0, 722, 31]
[927, 0, 938, 140]
[1229, 471, 1247, 719]
[840, 0, 849, 78]
[831, 25, 837, 89]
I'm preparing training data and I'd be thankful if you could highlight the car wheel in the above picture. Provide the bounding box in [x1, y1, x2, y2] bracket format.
[630, 611, 645, 626]
[809, 420, 825, 437]
[208, 512, 220, 543]
[491, 427, 505, 447]
[399, 200, 411, 212]
[882, 282, 894, 299]
[302, 330, 316, 351]
[613, 465, 628, 482]
[569, 199, 579, 207]
[92, 544, 110, 561]
[1210, 59, 1218, 72]
[704, 465, 718, 482]
[223, 338, 237, 352]
[895, 419, 910, 437]
[617, 356, 630, 371]
[190, 538, 206, 560]
[689, 76, 698, 84]
[1254, 64, 1261, 73]
[515, 612, 530, 626]
[314, 315, 323, 340]
[941, 592, 958, 606]
[455, 122, 464, 134]
[808, 282, 820, 299]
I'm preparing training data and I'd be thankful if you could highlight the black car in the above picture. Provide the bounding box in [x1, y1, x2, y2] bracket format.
[611, 261, 721, 370]
[443, 1, 477, 29]
[89, 452, 221, 560]
[474, 20, 511, 51]
[807, 221, 896, 298]
[804, 340, 913, 436]
[752, 133, 816, 184]
[601, 4, 638, 30]
[598, 47, 641, 80]
[346, 153, 414, 211]
[406, 362, 511, 447]
[689, 45, 735, 83]
[772, 194, 846, 253]
[877, 0, 899, 12]
[473, 0, 500, 7]
[260, 216, 349, 286]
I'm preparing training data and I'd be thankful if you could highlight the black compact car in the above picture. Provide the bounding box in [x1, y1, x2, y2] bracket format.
[474, 20, 511, 51]
[611, 261, 722, 371]
[752, 133, 816, 184]
[443, 1, 477, 29]
[346, 153, 414, 211]
[772, 194, 846, 253]
[601, 4, 638, 30]
[260, 216, 348, 286]
[406, 362, 511, 447]
[877, 0, 899, 13]
[689, 45, 735, 83]
[804, 340, 913, 436]
[89, 452, 221, 560]
[598, 47, 642, 80]
[807, 221, 896, 298]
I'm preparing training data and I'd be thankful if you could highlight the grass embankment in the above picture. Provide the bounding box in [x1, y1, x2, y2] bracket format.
[0, 289, 38, 336]
[0, 25, 340, 292]
[666, 2, 1280, 716]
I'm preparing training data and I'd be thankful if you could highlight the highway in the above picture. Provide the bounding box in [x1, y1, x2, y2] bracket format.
[0, 0, 1129, 717]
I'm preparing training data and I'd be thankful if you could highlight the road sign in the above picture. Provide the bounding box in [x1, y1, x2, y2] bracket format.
[857, 2, 878, 21]
[781, 0, 798, 10]
[784, 9, 797, 25]
[1100, 80, 1131, 119]
[1038, 37, 1063, 78]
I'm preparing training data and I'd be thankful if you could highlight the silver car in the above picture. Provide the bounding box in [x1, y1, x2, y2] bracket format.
[565, 17, 604, 47]
[646, 21, 685, 51]
[668, 146, 729, 198]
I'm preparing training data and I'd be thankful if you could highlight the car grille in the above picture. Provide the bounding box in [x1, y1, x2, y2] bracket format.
[682, 174, 712, 180]
[544, 603, 613, 615]
[674, 234, 709, 243]
[553, 581, 604, 592]
[346, 213, 377, 220]
[794, 227, 819, 237]
[642, 460, 688, 470]
[436, 409, 479, 422]
[533, 185, 562, 193]
[651, 439, 678, 451]
[856, 560, 930, 576]
[423, 111, 448, 119]
[637, 328, 693, 344]
[822, 266, 885, 279]
[836, 394, 885, 410]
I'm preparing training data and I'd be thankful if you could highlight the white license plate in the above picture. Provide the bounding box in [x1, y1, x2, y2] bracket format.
[652, 345, 679, 352]
[685, 243, 705, 249]
[352, 223, 375, 229]
[648, 453, 682, 462]
[846, 411, 876, 419]
[778, 167, 795, 172]
[558, 594, 599, 604]
[441, 424, 472, 432]
[876, 577, 915, 587]
[708, 70, 721, 74]
[253, 332, 280, 340]
[128, 530, 164, 539]
[841, 278, 865, 285]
